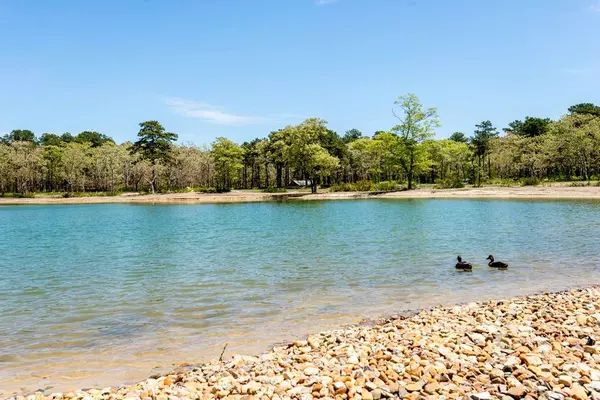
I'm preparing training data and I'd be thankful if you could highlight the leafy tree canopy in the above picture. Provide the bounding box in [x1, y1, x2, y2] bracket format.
[343, 129, 363, 143]
[2, 129, 36, 144]
[39, 133, 64, 147]
[449, 132, 468, 143]
[130, 121, 178, 164]
[568, 103, 600, 117]
[75, 131, 115, 147]
[504, 117, 551, 137]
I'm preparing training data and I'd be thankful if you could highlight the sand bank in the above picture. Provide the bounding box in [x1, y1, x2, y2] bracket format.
[2, 185, 600, 206]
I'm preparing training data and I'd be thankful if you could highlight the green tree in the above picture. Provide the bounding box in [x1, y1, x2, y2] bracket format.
[7, 141, 41, 193]
[267, 128, 290, 188]
[284, 118, 333, 192]
[130, 121, 178, 193]
[391, 94, 440, 189]
[306, 144, 339, 193]
[449, 132, 468, 143]
[90, 143, 126, 191]
[61, 142, 91, 193]
[471, 120, 498, 185]
[3, 129, 36, 144]
[568, 103, 600, 117]
[548, 113, 600, 180]
[76, 131, 114, 148]
[343, 129, 363, 143]
[41, 145, 63, 191]
[211, 137, 245, 191]
[61, 132, 75, 143]
[504, 117, 551, 137]
[0, 144, 11, 193]
[39, 133, 64, 147]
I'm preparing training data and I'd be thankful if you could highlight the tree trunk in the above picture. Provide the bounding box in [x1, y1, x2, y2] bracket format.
[151, 164, 156, 194]
[265, 163, 269, 188]
[477, 155, 482, 186]
[407, 153, 415, 190]
[243, 165, 247, 189]
[276, 164, 283, 188]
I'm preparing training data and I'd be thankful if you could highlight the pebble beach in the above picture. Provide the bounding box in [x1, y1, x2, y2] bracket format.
[7, 286, 600, 400]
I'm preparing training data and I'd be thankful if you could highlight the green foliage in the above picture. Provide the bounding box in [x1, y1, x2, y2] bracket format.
[391, 93, 440, 189]
[263, 186, 287, 193]
[504, 117, 551, 137]
[375, 180, 403, 191]
[520, 177, 540, 186]
[197, 187, 217, 193]
[343, 129, 363, 143]
[3, 94, 600, 196]
[329, 183, 353, 192]
[486, 178, 520, 187]
[434, 178, 465, 189]
[130, 121, 177, 194]
[130, 121, 177, 164]
[330, 180, 375, 192]
[211, 137, 245, 191]
[471, 120, 499, 186]
[2, 129, 36, 144]
[61, 132, 75, 143]
[449, 132, 468, 143]
[75, 131, 114, 147]
[568, 181, 594, 187]
[568, 103, 600, 117]
[11, 192, 36, 198]
[39, 133, 64, 147]
[353, 180, 375, 191]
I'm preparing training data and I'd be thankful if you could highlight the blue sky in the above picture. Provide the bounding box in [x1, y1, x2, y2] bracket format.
[0, 0, 599, 145]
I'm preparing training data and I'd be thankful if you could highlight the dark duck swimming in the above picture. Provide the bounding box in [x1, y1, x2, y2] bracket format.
[486, 255, 508, 268]
[455, 255, 472, 270]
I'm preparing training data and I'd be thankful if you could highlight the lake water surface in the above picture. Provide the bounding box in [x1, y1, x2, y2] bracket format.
[1, 199, 600, 395]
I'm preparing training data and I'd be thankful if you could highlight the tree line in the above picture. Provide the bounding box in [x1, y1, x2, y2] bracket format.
[1, 95, 600, 196]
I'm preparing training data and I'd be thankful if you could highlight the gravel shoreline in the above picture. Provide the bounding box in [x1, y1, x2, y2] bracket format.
[8, 287, 600, 400]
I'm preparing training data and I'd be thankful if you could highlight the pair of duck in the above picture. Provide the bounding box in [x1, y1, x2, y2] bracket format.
[455, 255, 508, 270]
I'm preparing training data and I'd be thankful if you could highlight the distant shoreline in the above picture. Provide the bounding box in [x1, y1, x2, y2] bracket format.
[2, 184, 600, 205]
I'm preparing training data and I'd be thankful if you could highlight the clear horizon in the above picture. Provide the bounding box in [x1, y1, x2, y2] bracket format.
[1, 0, 599, 145]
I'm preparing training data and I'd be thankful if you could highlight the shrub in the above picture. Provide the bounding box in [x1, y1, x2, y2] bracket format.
[216, 187, 231, 193]
[198, 187, 217, 193]
[330, 183, 353, 192]
[487, 178, 519, 187]
[434, 178, 465, 189]
[263, 186, 287, 193]
[353, 180, 376, 191]
[13, 192, 36, 198]
[569, 181, 591, 187]
[520, 177, 540, 186]
[375, 180, 402, 191]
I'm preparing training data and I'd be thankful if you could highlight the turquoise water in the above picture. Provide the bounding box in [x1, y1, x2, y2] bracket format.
[1, 199, 600, 395]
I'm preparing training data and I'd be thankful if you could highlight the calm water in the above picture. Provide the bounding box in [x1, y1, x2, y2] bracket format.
[1, 199, 600, 395]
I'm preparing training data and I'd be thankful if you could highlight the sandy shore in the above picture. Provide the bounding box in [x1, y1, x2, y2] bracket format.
[6, 287, 600, 400]
[2, 185, 600, 205]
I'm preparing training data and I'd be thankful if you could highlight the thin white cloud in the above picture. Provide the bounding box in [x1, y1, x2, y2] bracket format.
[166, 97, 265, 126]
[165, 97, 306, 126]
[314, 0, 340, 5]
[591, 1, 600, 12]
